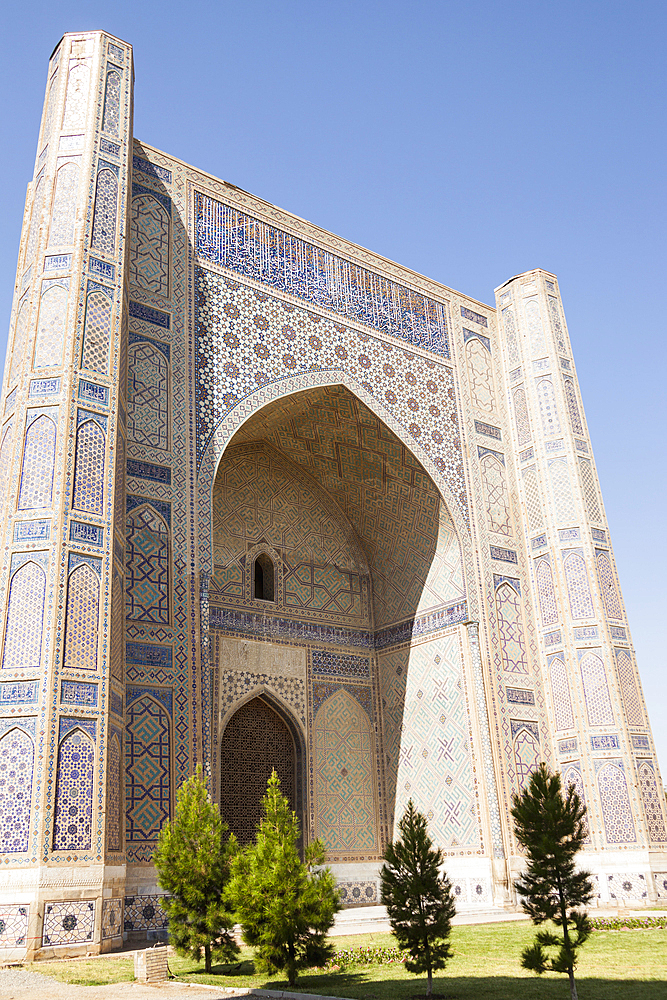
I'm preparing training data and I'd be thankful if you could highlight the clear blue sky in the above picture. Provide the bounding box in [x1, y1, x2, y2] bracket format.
[1, 2, 665, 770]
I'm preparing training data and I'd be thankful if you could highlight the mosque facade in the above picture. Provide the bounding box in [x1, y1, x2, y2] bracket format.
[0, 30, 664, 958]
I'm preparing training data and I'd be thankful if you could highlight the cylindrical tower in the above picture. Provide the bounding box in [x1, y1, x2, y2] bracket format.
[495, 269, 667, 903]
[0, 30, 132, 957]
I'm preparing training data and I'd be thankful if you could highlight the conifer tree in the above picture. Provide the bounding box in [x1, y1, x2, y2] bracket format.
[380, 800, 456, 998]
[227, 770, 340, 986]
[511, 763, 595, 1000]
[154, 765, 239, 973]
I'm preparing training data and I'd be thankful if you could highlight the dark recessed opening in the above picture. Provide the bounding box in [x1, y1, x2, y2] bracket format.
[253, 553, 274, 601]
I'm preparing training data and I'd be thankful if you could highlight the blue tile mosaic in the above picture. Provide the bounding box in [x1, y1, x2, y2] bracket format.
[311, 650, 370, 678]
[544, 631, 562, 647]
[195, 194, 449, 357]
[610, 626, 627, 641]
[460, 306, 488, 327]
[506, 688, 535, 705]
[29, 378, 61, 397]
[463, 327, 491, 351]
[60, 680, 98, 706]
[132, 182, 171, 215]
[89, 256, 115, 280]
[631, 735, 650, 750]
[125, 642, 173, 668]
[126, 459, 171, 485]
[70, 521, 104, 546]
[374, 601, 468, 649]
[44, 254, 71, 272]
[0, 680, 39, 706]
[558, 738, 578, 754]
[474, 420, 501, 440]
[591, 734, 620, 750]
[14, 520, 50, 542]
[132, 155, 172, 183]
[490, 546, 518, 564]
[78, 379, 109, 406]
[129, 300, 170, 328]
[573, 626, 598, 640]
[99, 138, 120, 158]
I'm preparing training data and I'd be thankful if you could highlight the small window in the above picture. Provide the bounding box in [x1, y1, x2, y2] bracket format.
[253, 554, 274, 602]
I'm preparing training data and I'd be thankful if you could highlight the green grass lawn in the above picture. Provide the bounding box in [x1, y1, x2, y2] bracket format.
[30, 922, 667, 998]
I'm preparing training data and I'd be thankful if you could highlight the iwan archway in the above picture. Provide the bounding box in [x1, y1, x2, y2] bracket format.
[207, 383, 492, 885]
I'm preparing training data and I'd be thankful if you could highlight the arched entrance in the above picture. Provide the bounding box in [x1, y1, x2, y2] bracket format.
[219, 697, 297, 845]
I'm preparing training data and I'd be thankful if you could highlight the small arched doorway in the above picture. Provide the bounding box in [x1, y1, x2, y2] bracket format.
[219, 697, 298, 845]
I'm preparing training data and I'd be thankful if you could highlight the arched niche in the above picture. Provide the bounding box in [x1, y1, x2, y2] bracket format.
[218, 693, 306, 846]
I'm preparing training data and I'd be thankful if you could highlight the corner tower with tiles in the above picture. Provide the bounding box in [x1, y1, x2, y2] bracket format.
[495, 271, 667, 901]
[0, 31, 132, 956]
[0, 30, 665, 959]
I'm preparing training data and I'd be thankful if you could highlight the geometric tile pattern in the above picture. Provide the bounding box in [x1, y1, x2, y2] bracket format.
[102, 897, 123, 939]
[596, 551, 622, 619]
[596, 760, 636, 844]
[72, 419, 105, 514]
[64, 564, 99, 670]
[548, 655, 575, 731]
[615, 649, 644, 725]
[0, 727, 34, 852]
[217, 668, 305, 725]
[377, 646, 408, 834]
[311, 650, 370, 678]
[548, 458, 576, 525]
[127, 341, 169, 450]
[106, 732, 122, 852]
[219, 697, 296, 846]
[512, 721, 541, 791]
[102, 70, 121, 136]
[125, 693, 171, 844]
[522, 465, 544, 531]
[536, 378, 561, 438]
[130, 194, 170, 296]
[195, 195, 449, 357]
[42, 900, 95, 946]
[480, 454, 511, 535]
[0, 422, 14, 495]
[314, 687, 376, 854]
[466, 338, 495, 412]
[62, 62, 90, 131]
[392, 634, 480, 850]
[0, 904, 29, 946]
[637, 760, 667, 843]
[501, 307, 521, 366]
[563, 551, 594, 619]
[91, 168, 118, 255]
[580, 652, 614, 727]
[81, 288, 111, 375]
[525, 300, 546, 357]
[547, 296, 567, 353]
[337, 881, 378, 906]
[123, 895, 169, 932]
[563, 377, 583, 435]
[512, 387, 531, 446]
[607, 873, 647, 901]
[34, 284, 67, 368]
[578, 458, 601, 522]
[18, 414, 56, 509]
[125, 504, 170, 624]
[48, 162, 79, 248]
[1, 562, 45, 671]
[52, 729, 95, 851]
[9, 299, 29, 384]
[495, 583, 528, 673]
[535, 557, 559, 625]
[655, 874, 667, 900]
[561, 763, 590, 841]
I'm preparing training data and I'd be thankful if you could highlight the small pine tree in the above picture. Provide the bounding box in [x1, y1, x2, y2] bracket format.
[511, 763, 595, 1000]
[227, 770, 340, 986]
[154, 765, 239, 973]
[380, 800, 456, 998]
